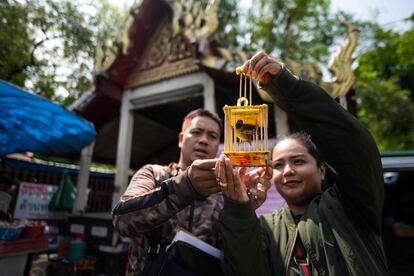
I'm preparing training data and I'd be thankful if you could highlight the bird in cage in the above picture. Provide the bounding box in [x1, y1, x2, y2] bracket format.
[235, 119, 257, 144]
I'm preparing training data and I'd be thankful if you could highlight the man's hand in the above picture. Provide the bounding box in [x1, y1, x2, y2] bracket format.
[187, 159, 221, 196]
[238, 51, 282, 85]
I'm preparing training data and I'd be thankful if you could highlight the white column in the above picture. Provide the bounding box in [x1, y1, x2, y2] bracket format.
[73, 141, 95, 213]
[274, 104, 289, 137]
[202, 74, 216, 113]
[112, 90, 134, 208]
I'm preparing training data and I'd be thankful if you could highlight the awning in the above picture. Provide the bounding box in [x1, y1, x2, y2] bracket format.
[0, 81, 96, 156]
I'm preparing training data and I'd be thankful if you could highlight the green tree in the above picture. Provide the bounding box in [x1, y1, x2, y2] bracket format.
[0, 0, 128, 106]
[356, 19, 414, 91]
[355, 16, 414, 151]
[356, 78, 414, 151]
[197, 0, 242, 49]
[214, 0, 242, 49]
[244, 0, 345, 63]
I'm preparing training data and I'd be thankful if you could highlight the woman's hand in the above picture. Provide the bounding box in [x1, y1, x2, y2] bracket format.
[215, 154, 249, 203]
[237, 51, 282, 85]
[242, 165, 273, 209]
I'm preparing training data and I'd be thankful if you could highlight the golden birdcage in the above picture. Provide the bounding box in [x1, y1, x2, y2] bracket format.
[223, 69, 270, 167]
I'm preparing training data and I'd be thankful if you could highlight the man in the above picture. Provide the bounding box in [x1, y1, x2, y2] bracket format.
[112, 108, 223, 275]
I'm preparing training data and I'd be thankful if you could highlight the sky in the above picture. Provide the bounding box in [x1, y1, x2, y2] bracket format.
[330, 0, 414, 28]
[120, 0, 413, 30]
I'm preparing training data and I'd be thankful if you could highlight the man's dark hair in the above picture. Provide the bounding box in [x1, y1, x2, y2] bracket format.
[181, 108, 223, 132]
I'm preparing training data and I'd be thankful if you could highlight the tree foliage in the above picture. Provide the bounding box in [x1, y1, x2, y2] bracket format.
[243, 0, 344, 63]
[197, 0, 241, 49]
[0, 0, 128, 106]
[356, 21, 414, 91]
[354, 17, 414, 151]
[356, 78, 414, 150]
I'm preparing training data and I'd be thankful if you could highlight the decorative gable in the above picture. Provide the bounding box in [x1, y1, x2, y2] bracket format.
[125, 18, 199, 88]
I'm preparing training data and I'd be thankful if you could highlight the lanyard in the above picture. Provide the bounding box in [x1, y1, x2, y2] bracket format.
[290, 234, 313, 276]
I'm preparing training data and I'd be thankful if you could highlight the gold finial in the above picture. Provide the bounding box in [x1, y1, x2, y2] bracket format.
[235, 66, 246, 75]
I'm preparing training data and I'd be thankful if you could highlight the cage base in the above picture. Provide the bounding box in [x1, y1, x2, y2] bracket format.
[224, 151, 270, 167]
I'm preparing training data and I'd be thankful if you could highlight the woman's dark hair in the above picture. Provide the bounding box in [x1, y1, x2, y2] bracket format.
[274, 131, 323, 167]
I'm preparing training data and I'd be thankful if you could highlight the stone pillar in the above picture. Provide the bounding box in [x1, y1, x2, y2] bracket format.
[73, 141, 95, 213]
[202, 74, 216, 114]
[112, 90, 134, 208]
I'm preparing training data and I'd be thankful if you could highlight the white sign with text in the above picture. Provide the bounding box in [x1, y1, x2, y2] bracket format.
[14, 182, 66, 219]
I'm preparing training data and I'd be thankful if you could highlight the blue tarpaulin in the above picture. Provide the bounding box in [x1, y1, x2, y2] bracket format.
[0, 80, 96, 156]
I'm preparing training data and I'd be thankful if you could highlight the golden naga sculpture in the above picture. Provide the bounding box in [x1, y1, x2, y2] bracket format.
[324, 19, 359, 98]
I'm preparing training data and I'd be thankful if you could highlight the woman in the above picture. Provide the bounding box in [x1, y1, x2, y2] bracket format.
[216, 52, 389, 275]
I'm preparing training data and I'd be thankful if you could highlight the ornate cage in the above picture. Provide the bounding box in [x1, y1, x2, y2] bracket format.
[223, 71, 270, 167]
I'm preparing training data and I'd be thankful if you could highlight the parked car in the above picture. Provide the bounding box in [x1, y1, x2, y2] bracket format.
[381, 151, 414, 276]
